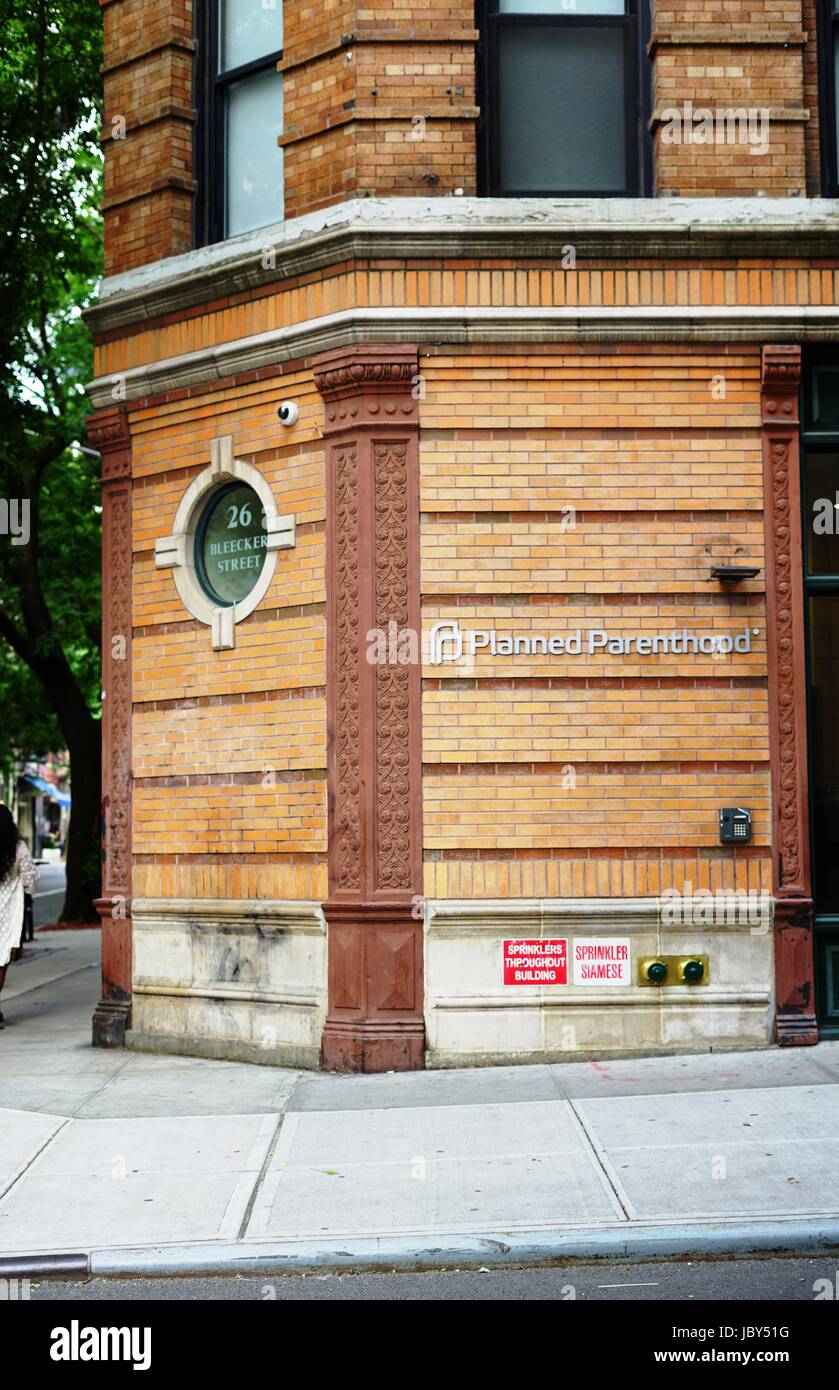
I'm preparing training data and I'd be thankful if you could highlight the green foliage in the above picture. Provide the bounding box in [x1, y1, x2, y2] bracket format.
[0, 1, 104, 914]
[0, 653, 62, 766]
[0, 0, 103, 769]
[0, 0, 103, 393]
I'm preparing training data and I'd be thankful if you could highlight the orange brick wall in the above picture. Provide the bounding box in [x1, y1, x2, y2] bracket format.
[418, 345, 774, 901]
[128, 368, 329, 904]
[94, 259, 839, 381]
[93, 221, 839, 905]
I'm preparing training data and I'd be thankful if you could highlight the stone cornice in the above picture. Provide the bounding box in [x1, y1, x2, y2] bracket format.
[87, 404, 132, 482]
[87, 304, 839, 408]
[313, 344, 420, 403]
[132, 898, 326, 933]
[279, 27, 479, 75]
[102, 35, 197, 76]
[426, 895, 772, 936]
[85, 196, 839, 338]
[278, 104, 481, 148]
[649, 28, 806, 53]
[761, 343, 802, 424]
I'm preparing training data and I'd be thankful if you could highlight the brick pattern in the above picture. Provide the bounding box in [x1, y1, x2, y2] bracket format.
[421, 513, 765, 594]
[94, 263, 839, 380]
[652, 0, 809, 196]
[133, 693, 326, 777]
[127, 372, 327, 901]
[133, 778, 326, 855]
[423, 768, 771, 852]
[418, 345, 774, 898]
[101, 0, 194, 273]
[100, 0, 831, 271]
[423, 855, 772, 901]
[422, 686, 769, 763]
[802, 0, 823, 193]
[133, 858, 328, 901]
[280, 1, 477, 217]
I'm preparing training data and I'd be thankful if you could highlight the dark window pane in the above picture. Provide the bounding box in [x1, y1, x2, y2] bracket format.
[497, 26, 627, 192]
[805, 451, 839, 575]
[808, 595, 839, 912]
[197, 483, 268, 606]
[810, 365, 839, 430]
[826, 942, 839, 1023]
[835, 33, 839, 161]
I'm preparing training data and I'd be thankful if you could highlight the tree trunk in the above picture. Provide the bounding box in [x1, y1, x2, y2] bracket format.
[7, 496, 103, 924]
[60, 713, 101, 922]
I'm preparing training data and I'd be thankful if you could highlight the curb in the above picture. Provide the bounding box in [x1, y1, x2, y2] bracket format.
[0, 1253, 89, 1279]
[5, 1219, 839, 1280]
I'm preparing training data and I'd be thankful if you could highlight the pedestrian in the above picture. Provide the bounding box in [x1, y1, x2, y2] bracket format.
[0, 805, 39, 1028]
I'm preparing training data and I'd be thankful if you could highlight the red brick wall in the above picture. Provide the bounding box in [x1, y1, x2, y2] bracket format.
[100, 1, 824, 275]
[802, 0, 823, 194]
[101, 0, 195, 274]
[652, 0, 809, 196]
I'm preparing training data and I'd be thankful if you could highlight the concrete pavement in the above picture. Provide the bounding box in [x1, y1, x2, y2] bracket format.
[1, 929, 839, 1275]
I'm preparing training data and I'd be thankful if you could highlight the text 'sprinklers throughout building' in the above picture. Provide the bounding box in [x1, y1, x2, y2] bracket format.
[87, 0, 839, 1070]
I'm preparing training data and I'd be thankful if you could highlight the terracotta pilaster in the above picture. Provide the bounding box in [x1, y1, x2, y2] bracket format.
[314, 346, 424, 1072]
[88, 405, 133, 1047]
[761, 344, 818, 1045]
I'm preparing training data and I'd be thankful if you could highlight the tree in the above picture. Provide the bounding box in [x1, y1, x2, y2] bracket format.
[0, 652, 64, 808]
[0, 0, 104, 920]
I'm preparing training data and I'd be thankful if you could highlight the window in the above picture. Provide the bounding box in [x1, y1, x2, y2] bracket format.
[802, 353, 839, 1034]
[195, 482, 268, 606]
[195, 0, 284, 246]
[154, 439, 295, 651]
[819, 0, 839, 195]
[477, 0, 651, 197]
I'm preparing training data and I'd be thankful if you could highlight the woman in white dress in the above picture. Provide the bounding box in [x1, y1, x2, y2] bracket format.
[0, 805, 39, 1027]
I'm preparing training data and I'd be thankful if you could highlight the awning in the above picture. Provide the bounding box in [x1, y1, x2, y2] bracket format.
[19, 775, 71, 808]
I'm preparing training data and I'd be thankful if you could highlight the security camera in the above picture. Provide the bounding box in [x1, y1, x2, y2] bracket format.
[278, 401, 299, 426]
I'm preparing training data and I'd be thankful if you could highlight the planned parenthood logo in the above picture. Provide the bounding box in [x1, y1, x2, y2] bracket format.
[426, 621, 758, 665]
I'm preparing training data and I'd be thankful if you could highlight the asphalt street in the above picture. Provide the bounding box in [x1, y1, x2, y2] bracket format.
[31, 860, 66, 929]
[23, 1256, 839, 1300]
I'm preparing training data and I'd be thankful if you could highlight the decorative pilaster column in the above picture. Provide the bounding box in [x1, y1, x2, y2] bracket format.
[761, 344, 818, 1045]
[88, 405, 133, 1047]
[314, 346, 425, 1072]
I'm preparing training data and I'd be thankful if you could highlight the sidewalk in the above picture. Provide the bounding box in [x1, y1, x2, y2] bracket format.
[2, 930, 839, 1277]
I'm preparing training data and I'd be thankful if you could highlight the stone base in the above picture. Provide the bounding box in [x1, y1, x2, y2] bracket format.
[125, 1029, 320, 1070]
[321, 1019, 425, 1072]
[425, 897, 777, 1064]
[776, 1015, 821, 1046]
[92, 998, 131, 1049]
[130, 898, 327, 1065]
[321, 899, 426, 1071]
[426, 1038, 773, 1069]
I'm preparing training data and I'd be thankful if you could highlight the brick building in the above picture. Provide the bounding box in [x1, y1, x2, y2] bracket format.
[87, 0, 839, 1070]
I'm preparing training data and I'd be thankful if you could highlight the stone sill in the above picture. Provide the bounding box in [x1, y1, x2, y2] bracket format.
[87, 195, 839, 337]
